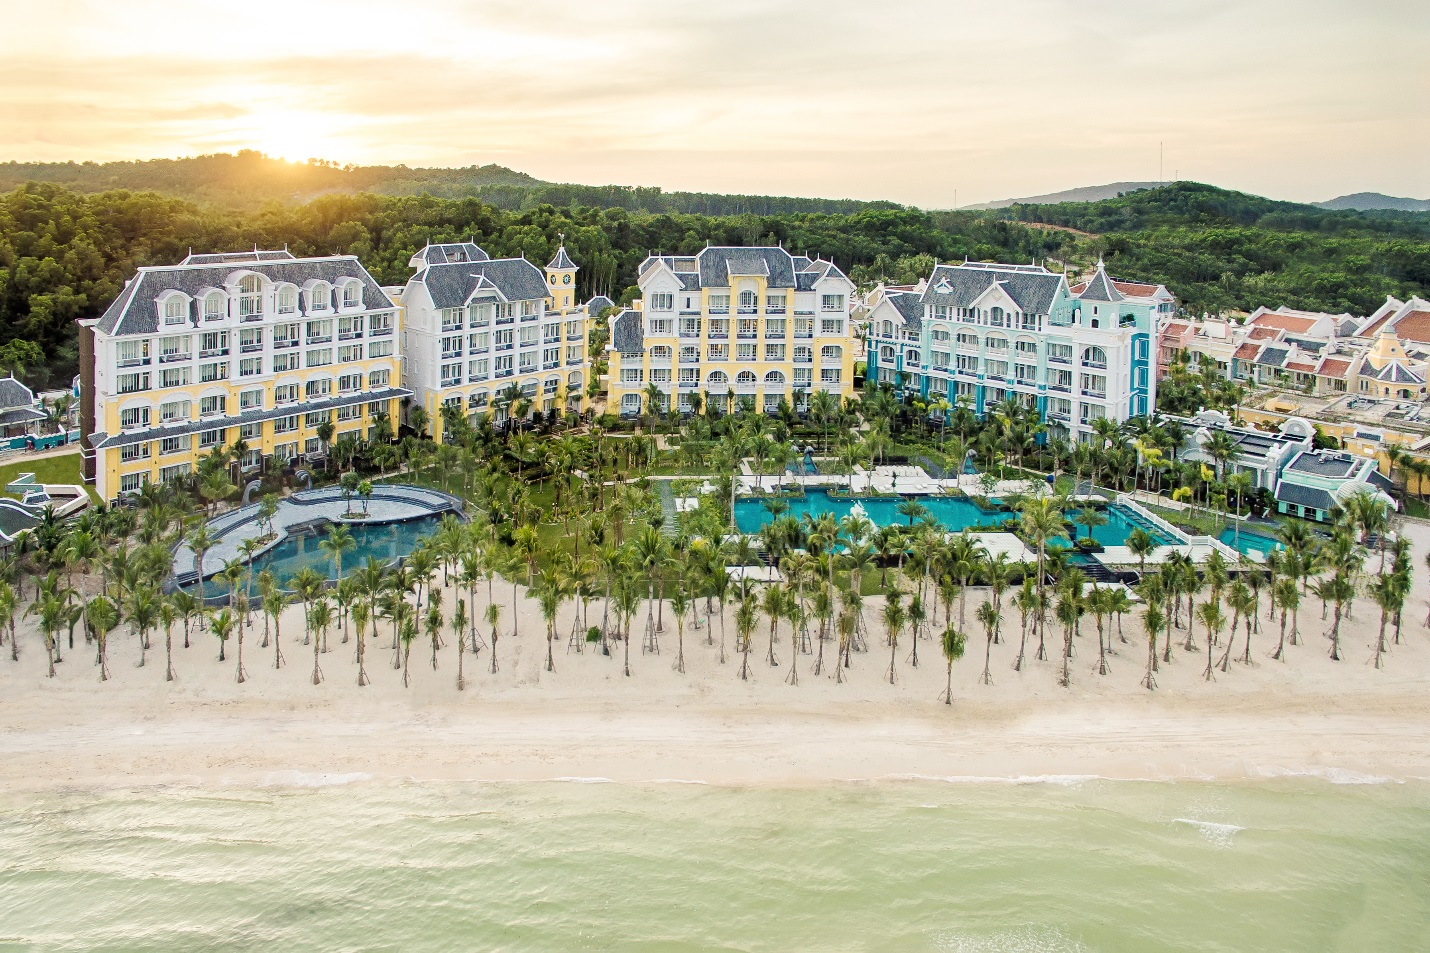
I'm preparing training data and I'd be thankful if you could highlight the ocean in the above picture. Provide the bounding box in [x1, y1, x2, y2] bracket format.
[1, 777, 1426, 951]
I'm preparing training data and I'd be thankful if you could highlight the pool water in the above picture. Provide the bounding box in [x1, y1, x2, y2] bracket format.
[734, 490, 1178, 547]
[190, 515, 444, 598]
[1219, 526, 1283, 557]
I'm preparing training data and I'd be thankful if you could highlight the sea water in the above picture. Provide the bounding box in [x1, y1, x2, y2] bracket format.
[1, 778, 1426, 951]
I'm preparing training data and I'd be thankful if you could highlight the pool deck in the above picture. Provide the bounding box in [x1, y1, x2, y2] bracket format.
[741, 466, 1046, 499]
[172, 484, 463, 582]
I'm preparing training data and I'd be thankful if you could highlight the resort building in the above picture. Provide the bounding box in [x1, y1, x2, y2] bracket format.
[396, 242, 600, 440]
[1273, 447, 1397, 521]
[606, 246, 858, 416]
[1163, 410, 1313, 493]
[865, 260, 1167, 441]
[0, 376, 50, 442]
[79, 250, 406, 503]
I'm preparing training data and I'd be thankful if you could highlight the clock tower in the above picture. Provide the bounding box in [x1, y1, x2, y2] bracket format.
[545, 235, 578, 313]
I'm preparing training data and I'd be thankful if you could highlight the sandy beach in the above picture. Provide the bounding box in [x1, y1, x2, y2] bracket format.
[5, 517, 1429, 793]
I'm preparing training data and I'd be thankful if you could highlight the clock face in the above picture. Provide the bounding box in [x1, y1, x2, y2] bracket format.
[563, 274, 572, 284]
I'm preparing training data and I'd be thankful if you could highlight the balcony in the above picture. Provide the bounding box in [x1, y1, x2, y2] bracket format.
[1049, 411, 1070, 422]
[1083, 361, 1107, 371]
[1048, 383, 1070, 393]
[495, 316, 515, 326]
[339, 330, 364, 341]
[240, 343, 263, 354]
[496, 369, 514, 379]
[543, 361, 561, 370]
[159, 352, 190, 364]
[707, 331, 728, 340]
[737, 332, 757, 340]
[497, 343, 514, 351]
[1048, 355, 1070, 365]
[566, 357, 582, 367]
[765, 307, 786, 315]
[708, 307, 729, 315]
[764, 331, 786, 340]
[793, 355, 812, 365]
[567, 331, 583, 341]
[679, 329, 701, 339]
[306, 336, 332, 346]
[441, 352, 463, 361]
[793, 331, 813, 339]
[199, 348, 229, 359]
[520, 313, 538, 322]
[737, 307, 758, 315]
[1081, 390, 1106, 399]
[467, 374, 489, 384]
[678, 380, 699, 389]
[370, 326, 394, 337]
[273, 339, 300, 350]
[117, 356, 150, 368]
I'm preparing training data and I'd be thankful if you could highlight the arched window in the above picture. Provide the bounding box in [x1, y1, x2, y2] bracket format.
[985, 335, 1008, 351]
[567, 371, 583, 389]
[468, 391, 488, 409]
[1082, 346, 1107, 368]
[707, 370, 729, 389]
[881, 320, 894, 337]
[650, 345, 672, 362]
[820, 345, 842, 362]
[931, 325, 951, 342]
[276, 286, 297, 314]
[163, 297, 186, 324]
[764, 370, 786, 387]
[736, 370, 757, 385]
[1015, 338, 1037, 355]
[905, 349, 920, 364]
[989, 306, 1005, 327]
[880, 345, 895, 361]
[308, 283, 329, 313]
[238, 275, 263, 318]
[204, 292, 225, 320]
[342, 282, 361, 309]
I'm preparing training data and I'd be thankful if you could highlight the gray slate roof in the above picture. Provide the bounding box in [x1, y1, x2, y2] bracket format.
[97, 255, 392, 337]
[1367, 469, 1395, 492]
[919, 263, 1064, 315]
[1257, 347, 1289, 368]
[585, 295, 615, 316]
[0, 407, 44, 426]
[547, 246, 577, 270]
[411, 243, 490, 267]
[887, 292, 924, 332]
[0, 376, 36, 410]
[1076, 264, 1125, 302]
[638, 247, 846, 293]
[1372, 361, 1424, 384]
[415, 258, 549, 309]
[1275, 481, 1336, 511]
[612, 309, 644, 355]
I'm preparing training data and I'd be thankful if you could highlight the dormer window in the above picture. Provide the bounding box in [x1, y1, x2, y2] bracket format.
[238, 275, 263, 318]
[163, 297, 187, 325]
[203, 292, 225, 321]
[342, 282, 361, 309]
[276, 286, 297, 314]
[309, 283, 329, 313]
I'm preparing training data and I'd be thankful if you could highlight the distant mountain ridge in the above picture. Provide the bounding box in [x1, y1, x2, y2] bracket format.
[965, 182, 1164, 210]
[1314, 192, 1430, 213]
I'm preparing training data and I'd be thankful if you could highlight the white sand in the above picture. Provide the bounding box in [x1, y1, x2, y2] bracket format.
[4, 524, 1429, 792]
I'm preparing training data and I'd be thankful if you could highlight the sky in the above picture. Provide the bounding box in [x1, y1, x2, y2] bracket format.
[2, 0, 1426, 207]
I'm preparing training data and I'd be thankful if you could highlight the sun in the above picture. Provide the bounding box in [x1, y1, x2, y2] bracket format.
[249, 111, 350, 164]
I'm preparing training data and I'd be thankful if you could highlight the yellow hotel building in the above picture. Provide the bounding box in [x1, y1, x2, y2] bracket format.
[80, 250, 405, 502]
[607, 246, 858, 417]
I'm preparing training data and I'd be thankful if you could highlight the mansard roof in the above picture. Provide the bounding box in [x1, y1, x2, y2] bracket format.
[182, 250, 296, 265]
[415, 257, 550, 310]
[410, 243, 490, 267]
[612, 309, 644, 355]
[547, 245, 577, 270]
[96, 254, 391, 337]
[1074, 262, 1125, 303]
[638, 247, 847, 292]
[918, 262, 1064, 315]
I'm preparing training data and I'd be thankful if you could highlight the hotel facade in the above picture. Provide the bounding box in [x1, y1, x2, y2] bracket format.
[80, 250, 406, 502]
[395, 242, 603, 442]
[864, 261, 1170, 441]
[606, 246, 858, 416]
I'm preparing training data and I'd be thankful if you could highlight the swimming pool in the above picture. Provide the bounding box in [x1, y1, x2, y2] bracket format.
[188, 514, 445, 599]
[1218, 526, 1283, 557]
[734, 490, 1178, 547]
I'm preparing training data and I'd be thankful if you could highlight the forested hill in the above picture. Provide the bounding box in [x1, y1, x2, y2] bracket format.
[0, 178, 1426, 391]
[0, 152, 893, 217]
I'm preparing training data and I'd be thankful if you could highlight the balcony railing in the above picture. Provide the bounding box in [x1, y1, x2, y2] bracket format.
[496, 369, 514, 379]
[737, 332, 757, 340]
[1048, 383, 1070, 393]
[273, 339, 300, 349]
[370, 326, 393, 337]
[1049, 355, 1070, 364]
[199, 348, 229, 359]
[339, 330, 364, 341]
[240, 343, 263, 354]
[566, 358, 582, 366]
[1081, 389, 1106, 399]
[159, 352, 190, 364]
[497, 343, 514, 351]
[793, 331, 813, 339]
[306, 336, 332, 345]
[543, 361, 561, 370]
[567, 331, 583, 341]
[1083, 361, 1108, 370]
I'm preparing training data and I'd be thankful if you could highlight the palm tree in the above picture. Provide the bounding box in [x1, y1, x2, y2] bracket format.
[761, 583, 785, 668]
[86, 595, 119, 681]
[209, 606, 235, 669]
[976, 599, 999, 685]
[1018, 496, 1066, 655]
[485, 601, 502, 674]
[736, 593, 758, 681]
[1197, 600, 1224, 680]
[883, 590, 905, 684]
[186, 523, 217, 599]
[939, 625, 967, 705]
[1141, 603, 1164, 690]
[669, 581, 690, 675]
[263, 585, 288, 670]
[310, 597, 332, 684]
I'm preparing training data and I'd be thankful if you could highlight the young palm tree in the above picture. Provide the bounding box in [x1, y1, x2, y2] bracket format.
[159, 598, 178, 682]
[883, 591, 905, 685]
[939, 625, 967, 705]
[761, 583, 784, 668]
[1011, 578, 1038, 672]
[453, 597, 468, 690]
[309, 598, 332, 685]
[669, 582, 690, 676]
[1197, 600, 1224, 681]
[486, 601, 502, 674]
[976, 599, 999, 685]
[425, 597, 444, 674]
[1142, 603, 1164, 691]
[209, 607, 234, 671]
[86, 595, 119, 681]
[736, 593, 758, 681]
[399, 612, 416, 688]
[351, 598, 371, 685]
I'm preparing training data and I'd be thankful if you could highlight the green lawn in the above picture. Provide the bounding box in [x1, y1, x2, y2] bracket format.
[0, 451, 100, 503]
